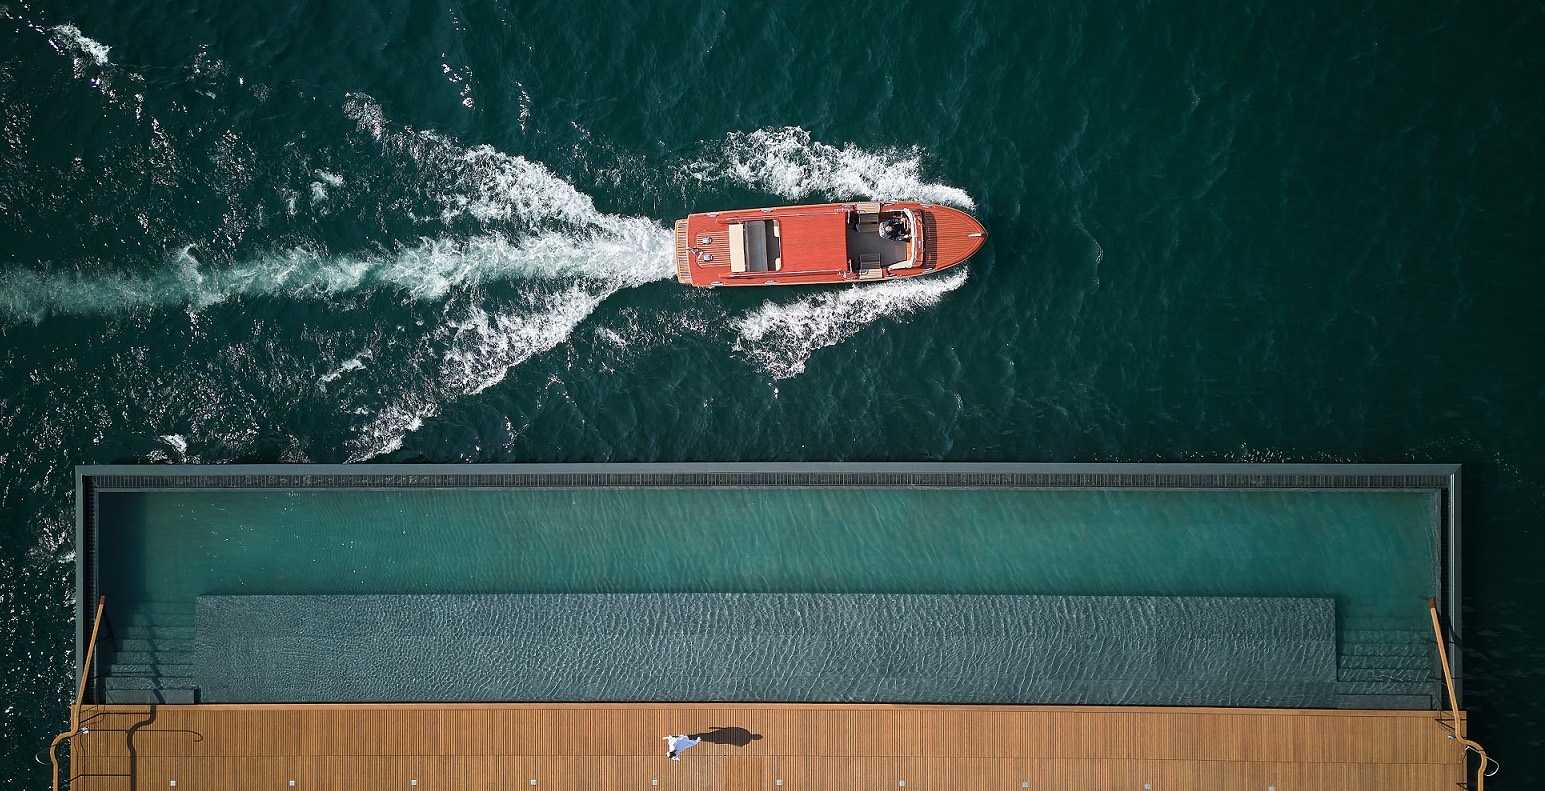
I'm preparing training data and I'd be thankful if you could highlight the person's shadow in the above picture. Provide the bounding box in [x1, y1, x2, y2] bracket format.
[688, 726, 764, 747]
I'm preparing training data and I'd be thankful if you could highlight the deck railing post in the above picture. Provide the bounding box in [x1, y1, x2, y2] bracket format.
[51, 594, 106, 791]
[1427, 598, 1493, 790]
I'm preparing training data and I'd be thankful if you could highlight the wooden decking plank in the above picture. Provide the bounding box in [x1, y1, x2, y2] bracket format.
[71, 702, 1467, 791]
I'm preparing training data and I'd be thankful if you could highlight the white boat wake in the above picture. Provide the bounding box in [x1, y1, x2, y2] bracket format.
[732, 269, 970, 380]
[6, 22, 977, 456]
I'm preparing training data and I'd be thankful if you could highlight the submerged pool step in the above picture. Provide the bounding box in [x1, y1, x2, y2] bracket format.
[1336, 622, 1437, 690]
[98, 687, 199, 704]
[1339, 652, 1433, 671]
[114, 624, 196, 641]
[107, 637, 193, 655]
[194, 593, 1340, 707]
[100, 661, 194, 677]
[96, 603, 200, 704]
[99, 648, 191, 664]
[114, 612, 195, 629]
[1334, 692, 1438, 709]
[101, 673, 196, 690]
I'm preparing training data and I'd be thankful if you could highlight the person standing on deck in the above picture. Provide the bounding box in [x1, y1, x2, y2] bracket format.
[663, 734, 702, 760]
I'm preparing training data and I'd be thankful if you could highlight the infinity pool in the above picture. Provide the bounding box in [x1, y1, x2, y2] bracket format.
[96, 487, 1438, 614]
[87, 481, 1445, 706]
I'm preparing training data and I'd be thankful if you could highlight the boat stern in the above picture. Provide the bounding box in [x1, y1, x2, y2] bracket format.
[673, 219, 694, 285]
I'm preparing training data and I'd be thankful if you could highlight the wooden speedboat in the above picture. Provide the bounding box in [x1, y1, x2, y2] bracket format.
[673, 201, 986, 287]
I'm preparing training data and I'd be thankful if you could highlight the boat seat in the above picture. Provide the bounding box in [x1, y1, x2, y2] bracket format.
[729, 220, 781, 273]
[855, 252, 884, 280]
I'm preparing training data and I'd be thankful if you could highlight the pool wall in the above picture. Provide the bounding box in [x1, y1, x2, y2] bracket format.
[74, 462, 1463, 705]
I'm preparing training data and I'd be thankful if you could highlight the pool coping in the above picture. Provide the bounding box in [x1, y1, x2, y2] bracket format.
[74, 462, 1462, 705]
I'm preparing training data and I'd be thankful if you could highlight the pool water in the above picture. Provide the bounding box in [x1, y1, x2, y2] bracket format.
[98, 487, 1438, 611]
[92, 486, 1442, 705]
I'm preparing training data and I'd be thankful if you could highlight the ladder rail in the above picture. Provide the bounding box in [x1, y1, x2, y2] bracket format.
[1427, 598, 1496, 790]
[51, 594, 106, 791]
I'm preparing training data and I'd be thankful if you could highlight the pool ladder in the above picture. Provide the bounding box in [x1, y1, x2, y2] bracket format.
[1426, 598, 1498, 790]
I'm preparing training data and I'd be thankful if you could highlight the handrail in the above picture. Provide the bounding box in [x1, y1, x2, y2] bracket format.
[1427, 598, 1495, 790]
[50, 595, 106, 791]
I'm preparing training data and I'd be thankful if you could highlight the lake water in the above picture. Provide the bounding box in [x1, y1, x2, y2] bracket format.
[3, 0, 1543, 784]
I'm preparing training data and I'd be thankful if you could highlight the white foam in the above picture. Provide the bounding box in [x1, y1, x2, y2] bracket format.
[515, 83, 532, 132]
[684, 126, 976, 209]
[147, 433, 198, 463]
[441, 288, 604, 396]
[0, 226, 672, 321]
[348, 398, 430, 461]
[344, 261, 666, 461]
[48, 24, 111, 72]
[318, 351, 371, 387]
[325, 95, 673, 459]
[732, 269, 968, 379]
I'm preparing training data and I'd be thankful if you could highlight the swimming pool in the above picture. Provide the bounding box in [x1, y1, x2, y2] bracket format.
[77, 464, 1457, 707]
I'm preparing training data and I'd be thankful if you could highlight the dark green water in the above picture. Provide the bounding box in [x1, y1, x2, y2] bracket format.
[2, 0, 1542, 785]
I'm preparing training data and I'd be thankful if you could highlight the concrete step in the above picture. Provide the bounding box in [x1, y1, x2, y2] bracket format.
[110, 637, 193, 654]
[1340, 641, 1430, 658]
[102, 674, 196, 691]
[1338, 653, 1433, 671]
[98, 648, 192, 665]
[102, 688, 199, 704]
[1337, 667, 1434, 684]
[102, 662, 194, 677]
[1334, 692, 1437, 709]
[114, 624, 196, 641]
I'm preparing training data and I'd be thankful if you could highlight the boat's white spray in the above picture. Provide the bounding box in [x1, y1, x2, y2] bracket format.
[732, 269, 969, 380]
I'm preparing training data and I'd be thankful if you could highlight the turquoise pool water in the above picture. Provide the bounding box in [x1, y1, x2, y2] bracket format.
[97, 486, 1438, 619]
[90, 486, 1442, 706]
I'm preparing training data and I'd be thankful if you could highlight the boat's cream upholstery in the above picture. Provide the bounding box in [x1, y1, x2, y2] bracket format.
[729, 220, 780, 274]
[729, 223, 747, 273]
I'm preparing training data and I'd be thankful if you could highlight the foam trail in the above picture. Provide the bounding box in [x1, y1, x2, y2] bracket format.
[683, 126, 976, 209]
[318, 351, 372, 388]
[344, 233, 672, 461]
[345, 286, 624, 462]
[47, 24, 112, 71]
[1, 93, 672, 323]
[733, 269, 969, 379]
[335, 95, 675, 459]
[0, 228, 668, 321]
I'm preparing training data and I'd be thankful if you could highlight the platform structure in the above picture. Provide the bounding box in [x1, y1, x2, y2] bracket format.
[63, 463, 1471, 790]
[68, 702, 1467, 791]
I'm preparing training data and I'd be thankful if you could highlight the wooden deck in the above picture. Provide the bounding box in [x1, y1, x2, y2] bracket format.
[69, 703, 1466, 791]
[677, 202, 983, 287]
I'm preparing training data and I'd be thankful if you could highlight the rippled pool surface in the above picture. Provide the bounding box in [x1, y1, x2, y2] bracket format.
[98, 487, 1437, 614]
[94, 484, 1443, 709]
[194, 593, 1341, 706]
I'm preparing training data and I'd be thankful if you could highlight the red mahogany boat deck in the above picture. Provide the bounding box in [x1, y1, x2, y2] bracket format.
[675, 201, 986, 287]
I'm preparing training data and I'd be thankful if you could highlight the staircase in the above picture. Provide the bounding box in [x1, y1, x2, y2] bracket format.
[96, 601, 199, 704]
[1334, 615, 1441, 709]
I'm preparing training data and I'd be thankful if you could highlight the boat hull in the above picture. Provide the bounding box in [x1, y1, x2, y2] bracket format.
[675, 201, 986, 287]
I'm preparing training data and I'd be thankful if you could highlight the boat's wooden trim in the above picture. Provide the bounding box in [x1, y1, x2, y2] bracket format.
[677, 201, 985, 288]
[673, 219, 691, 285]
[922, 205, 987, 269]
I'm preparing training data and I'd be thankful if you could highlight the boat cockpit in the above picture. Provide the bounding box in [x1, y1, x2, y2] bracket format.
[846, 201, 921, 280]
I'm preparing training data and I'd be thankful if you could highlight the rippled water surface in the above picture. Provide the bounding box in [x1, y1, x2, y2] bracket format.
[3, 0, 1544, 785]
